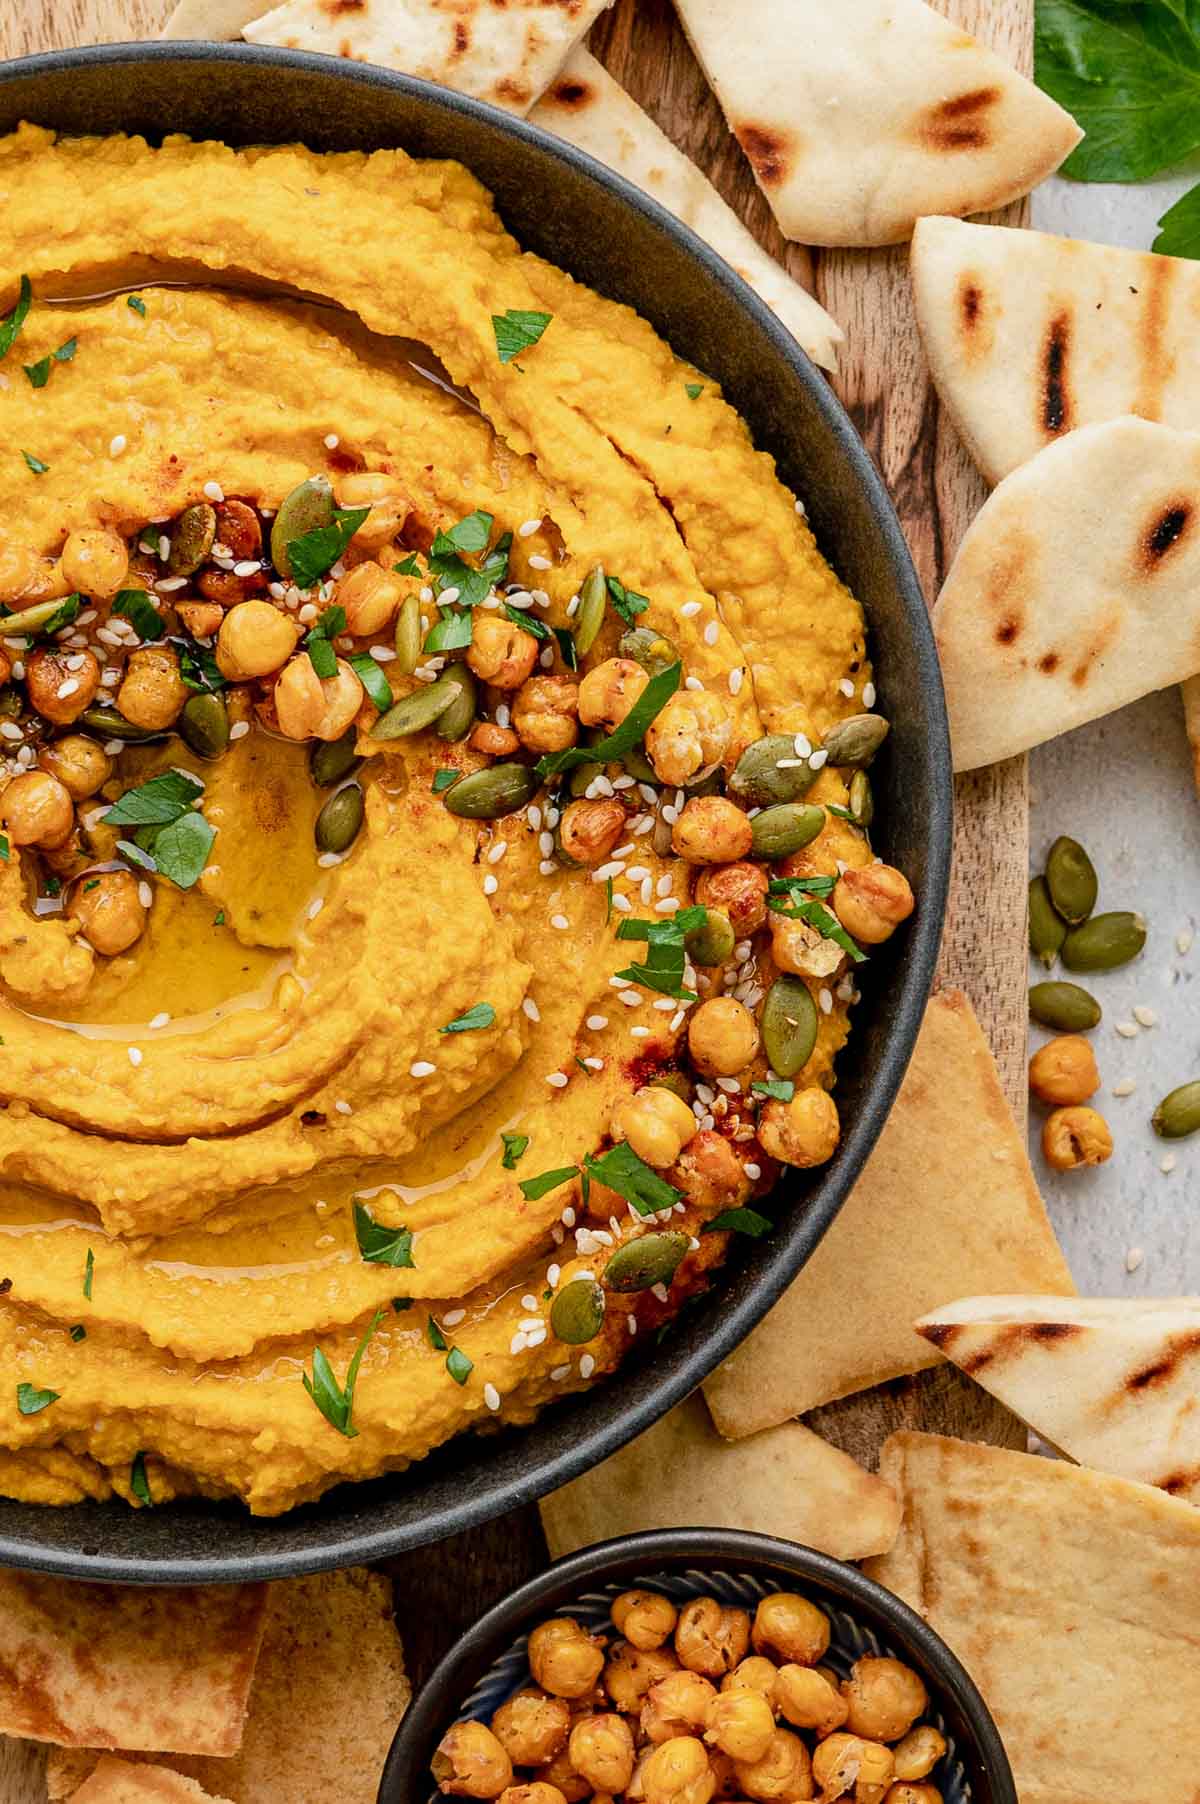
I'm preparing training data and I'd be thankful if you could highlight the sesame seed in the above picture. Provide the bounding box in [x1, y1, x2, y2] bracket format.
[538, 860, 556, 876]
[793, 733, 812, 758]
[440, 586, 461, 606]
[410, 1060, 436, 1077]
[703, 621, 719, 646]
[579, 1354, 595, 1379]
[1111, 1077, 1136, 1097]
[610, 974, 632, 988]
[307, 897, 324, 920]
[612, 842, 634, 858]
[618, 989, 641, 1008]
[0, 722, 22, 742]
[1114, 1021, 1139, 1039]
[550, 1364, 570, 1382]
[1125, 1246, 1144, 1273]
[594, 861, 625, 882]
[138, 882, 154, 910]
[630, 1025, 651, 1038]
[794, 497, 807, 516]
[547, 1071, 569, 1088]
[1133, 1005, 1157, 1028]
[627, 1314, 638, 1334]
[562, 1207, 577, 1228]
[653, 997, 676, 1012]
[334, 1099, 352, 1115]
[654, 897, 680, 914]
[203, 480, 225, 502]
[518, 1315, 543, 1333]
[681, 601, 702, 618]
[523, 997, 541, 1022]
[64, 653, 86, 671]
[324, 433, 340, 449]
[316, 850, 344, 868]
[669, 1009, 685, 1031]
[148, 1009, 169, 1029]
[487, 840, 508, 864]
[483, 873, 499, 896]
[776, 757, 805, 769]
[809, 748, 829, 771]
[56, 677, 80, 699]
[582, 1056, 604, 1071]
[839, 678, 855, 697]
[128, 1046, 143, 1067]
[819, 987, 833, 1014]
[495, 702, 511, 729]
[484, 1383, 501, 1411]
[611, 893, 632, 912]
[109, 433, 127, 456]
[862, 682, 877, 708]
[154, 575, 188, 593]
[442, 1308, 467, 1328]
[685, 675, 705, 692]
[744, 1161, 762, 1180]
[528, 553, 552, 571]
[519, 518, 542, 538]
[369, 645, 396, 663]
[550, 913, 569, 930]
[229, 720, 250, 741]
[729, 667, 743, 695]
[586, 1015, 609, 1031]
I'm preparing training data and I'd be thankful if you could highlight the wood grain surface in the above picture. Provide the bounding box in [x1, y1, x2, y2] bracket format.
[0, 0, 1029, 1787]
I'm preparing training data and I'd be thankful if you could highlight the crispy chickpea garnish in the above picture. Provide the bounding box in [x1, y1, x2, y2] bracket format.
[216, 600, 301, 682]
[470, 721, 521, 757]
[675, 1599, 751, 1680]
[604, 1641, 679, 1713]
[0, 769, 75, 850]
[640, 1735, 716, 1804]
[568, 1713, 634, 1793]
[38, 735, 112, 801]
[577, 657, 648, 732]
[687, 997, 760, 1079]
[705, 1688, 776, 1763]
[117, 645, 190, 730]
[832, 864, 914, 946]
[1042, 1105, 1113, 1171]
[671, 796, 753, 865]
[512, 674, 579, 754]
[752, 1594, 830, 1668]
[433, 1720, 514, 1798]
[695, 860, 769, 937]
[775, 1664, 848, 1737]
[610, 1086, 697, 1170]
[528, 1619, 606, 1701]
[757, 1090, 840, 1170]
[67, 869, 148, 958]
[646, 689, 733, 787]
[1029, 1035, 1100, 1108]
[641, 1671, 718, 1744]
[24, 646, 101, 726]
[669, 1130, 752, 1219]
[468, 614, 540, 690]
[842, 1659, 927, 1744]
[558, 798, 627, 867]
[60, 527, 129, 599]
[891, 1726, 946, 1782]
[491, 1689, 570, 1767]
[733, 1726, 814, 1802]
[612, 1589, 679, 1652]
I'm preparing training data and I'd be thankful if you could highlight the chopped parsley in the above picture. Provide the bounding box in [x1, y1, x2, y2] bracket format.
[21, 451, 49, 476]
[505, 603, 551, 640]
[130, 1450, 152, 1506]
[703, 1207, 773, 1238]
[69, 1324, 87, 1343]
[348, 652, 393, 712]
[426, 1316, 448, 1352]
[288, 507, 370, 590]
[446, 1346, 473, 1385]
[393, 552, 421, 577]
[492, 308, 553, 364]
[213, 910, 225, 926]
[116, 839, 156, 873]
[16, 1382, 59, 1416]
[537, 660, 681, 777]
[43, 876, 61, 898]
[614, 907, 706, 1000]
[302, 1308, 384, 1438]
[431, 769, 460, 794]
[37, 594, 82, 637]
[104, 769, 204, 828]
[554, 626, 579, 671]
[0, 833, 8, 862]
[519, 1165, 579, 1202]
[583, 1142, 683, 1218]
[173, 633, 226, 694]
[440, 1002, 496, 1034]
[83, 1248, 94, 1300]
[127, 295, 147, 317]
[423, 608, 474, 655]
[23, 337, 77, 389]
[501, 1132, 529, 1170]
[604, 876, 614, 926]
[685, 383, 704, 400]
[433, 510, 493, 555]
[353, 1200, 415, 1269]
[304, 603, 347, 680]
[752, 1079, 795, 1102]
[112, 589, 164, 642]
[391, 1296, 413, 1313]
[605, 575, 650, 626]
[0, 276, 32, 360]
[149, 811, 216, 891]
[768, 875, 866, 964]
[428, 516, 511, 612]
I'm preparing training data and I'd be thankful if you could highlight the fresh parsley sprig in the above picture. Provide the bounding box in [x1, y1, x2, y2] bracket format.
[302, 1309, 384, 1438]
[537, 662, 682, 777]
[614, 907, 706, 1000]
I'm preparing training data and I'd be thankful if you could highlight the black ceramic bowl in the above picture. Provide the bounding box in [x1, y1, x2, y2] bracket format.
[380, 1529, 1016, 1804]
[0, 46, 951, 1582]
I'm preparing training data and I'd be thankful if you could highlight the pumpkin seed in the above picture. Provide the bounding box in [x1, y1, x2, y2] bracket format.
[1152, 1080, 1200, 1141]
[314, 781, 364, 855]
[372, 671, 465, 740]
[393, 594, 422, 675]
[568, 761, 605, 799]
[620, 744, 659, 786]
[848, 770, 873, 829]
[750, 803, 825, 861]
[178, 691, 229, 761]
[309, 728, 361, 788]
[1028, 980, 1102, 1033]
[79, 705, 164, 743]
[574, 564, 607, 658]
[1045, 836, 1097, 927]
[550, 1277, 605, 1345]
[442, 762, 540, 820]
[652, 1072, 692, 1103]
[166, 502, 217, 577]
[618, 625, 679, 677]
[1028, 876, 1067, 969]
[729, 735, 821, 807]
[436, 667, 478, 742]
[760, 975, 819, 1077]
[603, 1232, 690, 1294]
[820, 712, 890, 768]
[270, 476, 335, 580]
[684, 907, 735, 967]
[1061, 911, 1146, 974]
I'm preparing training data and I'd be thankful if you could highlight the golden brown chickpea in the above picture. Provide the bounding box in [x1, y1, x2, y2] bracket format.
[513, 674, 579, 754]
[497, 1786, 568, 1804]
[604, 1641, 679, 1712]
[642, 1671, 719, 1744]
[117, 645, 190, 730]
[468, 614, 540, 690]
[491, 1689, 570, 1766]
[611, 1086, 698, 1170]
[578, 657, 648, 732]
[842, 1659, 927, 1745]
[558, 797, 628, 866]
[832, 865, 914, 947]
[687, 998, 761, 1079]
[751, 1595, 830, 1669]
[274, 654, 365, 741]
[198, 567, 265, 609]
[811, 1734, 893, 1803]
[470, 721, 521, 757]
[176, 600, 225, 640]
[646, 690, 734, 787]
[60, 527, 129, 600]
[671, 797, 753, 866]
[733, 1726, 814, 1801]
[39, 734, 113, 801]
[669, 1130, 751, 1219]
[675, 1600, 751, 1680]
[336, 561, 403, 637]
[568, 1714, 635, 1793]
[775, 1665, 848, 1738]
[528, 1619, 606, 1701]
[722, 1656, 780, 1707]
[757, 1090, 840, 1169]
[1029, 1035, 1100, 1108]
[539, 1747, 590, 1803]
[705, 1690, 776, 1764]
[695, 860, 769, 937]
[1042, 1105, 1113, 1171]
[641, 1736, 717, 1804]
[216, 600, 301, 682]
[0, 769, 75, 850]
[612, 1589, 679, 1652]
[769, 911, 845, 981]
[214, 498, 262, 560]
[433, 1720, 514, 1798]
[0, 543, 42, 605]
[335, 472, 410, 551]
[24, 646, 101, 726]
[67, 869, 148, 957]
[884, 1786, 942, 1804]
[891, 1727, 945, 1783]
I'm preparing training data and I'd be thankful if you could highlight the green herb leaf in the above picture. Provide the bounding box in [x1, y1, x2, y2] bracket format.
[69, 1324, 87, 1343]
[173, 633, 226, 694]
[583, 1142, 683, 1218]
[302, 1308, 383, 1438]
[501, 1132, 529, 1170]
[423, 608, 474, 654]
[0, 833, 8, 861]
[702, 1207, 773, 1238]
[519, 1165, 579, 1201]
[305, 603, 347, 679]
[152, 810, 216, 890]
[353, 1200, 415, 1268]
[685, 383, 704, 400]
[38, 594, 82, 637]
[433, 510, 494, 556]
[537, 661, 681, 776]
[554, 627, 579, 671]
[614, 906, 706, 1000]
[428, 525, 510, 612]
[492, 308, 553, 364]
[23, 337, 76, 389]
[104, 768, 204, 828]
[117, 839, 157, 873]
[752, 1079, 795, 1102]
[127, 295, 147, 317]
[288, 508, 369, 590]
[213, 909, 226, 926]
[505, 603, 550, 640]
[22, 451, 49, 476]
[606, 575, 650, 626]
[604, 876, 614, 926]
[393, 552, 421, 577]
[431, 768, 460, 794]
[348, 652, 393, 712]
[83, 1248, 95, 1300]
[440, 1001, 496, 1034]
[16, 1382, 59, 1415]
[391, 1296, 413, 1313]
[768, 878, 866, 964]
[426, 1316, 448, 1352]
[130, 1451, 152, 1506]
[0, 276, 32, 360]
[1155, 179, 1200, 256]
[446, 1346, 473, 1385]
[112, 589, 164, 642]
[826, 804, 854, 822]
[769, 874, 836, 898]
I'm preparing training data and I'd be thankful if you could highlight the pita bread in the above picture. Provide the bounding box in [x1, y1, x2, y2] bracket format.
[0, 1572, 266, 1754]
[69, 1758, 231, 1804]
[671, 0, 1081, 248]
[934, 417, 1200, 771]
[540, 1393, 900, 1563]
[916, 1295, 1200, 1503]
[703, 990, 1073, 1440]
[866, 1432, 1200, 1804]
[530, 48, 841, 372]
[1185, 676, 1200, 789]
[159, 0, 265, 37]
[911, 215, 1200, 487]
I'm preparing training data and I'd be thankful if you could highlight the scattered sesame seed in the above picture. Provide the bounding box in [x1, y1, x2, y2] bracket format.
[307, 897, 324, 920]
[410, 1060, 436, 1078]
[582, 1056, 604, 1071]
[630, 1025, 652, 1038]
[744, 1161, 762, 1180]
[586, 1014, 609, 1031]
[229, 720, 251, 741]
[528, 553, 552, 571]
[550, 1364, 569, 1382]
[703, 621, 719, 646]
[1161, 1152, 1178, 1175]
[0, 722, 22, 742]
[487, 840, 508, 865]
[809, 748, 829, 771]
[729, 668, 743, 696]
[482, 873, 499, 896]
[862, 682, 877, 708]
[323, 433, 340, 449]
[538, 860, 556, 876]
[611, 893, 632, 912]
[1111, 1077, 1136, 1097]
[316, 850, 344, 868]
[444, 1308, 467, 1327]
[148, 1010, 170, 1029]
[776, 758, 805, 769]
[109, 433, 127, 457]
[680, 600, 702, 618]
[839, 677, 855, 697]
[522, 997, 541, 1022]
[484, 1382, 501, 1410]
[819, 987, 833, 1015]
[155, 575, 189, 593]
[518, 518, 542, 537]
[654, 898, 680, 914]
[685, 675, 705, 692]
[594, 860, 625, 882]
[1133, 1005, 1157, 1028]
[1125, 1246, 1144, 1273]
[579, 1354, 596, 1379]
[547, 1071, 569, 1088]
[561, 1207, 577, 1228]
[794, 498, 807, 516]
[128, 1046, 143, 1067]
[233, 558, 261, 577]
[138, 882, 154, 910]
[793, 733, 812, 758]
[334, 1099, 353, 1115]
[56, 677, 80, 699]
[618, 989, 641, 1008]
[1114, 1021, 1139, 1039]
[203, 480, 225, 502]
[669, 1009, 685, 1032]
[550, 913, 569, 930]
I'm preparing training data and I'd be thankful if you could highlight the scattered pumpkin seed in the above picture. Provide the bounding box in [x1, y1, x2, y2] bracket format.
[436, 667, 478, 742]
[1028, 980, 1102, 1033]
[820, 713, 890, 768]
[393, 594, 422, 675]
[618, 625, 679, 677]
[166, 502, 217, 576]
[0, 596, 83, 638]
[603, 1232, 690, 1293]
[372, 670, 465, 740]
[652, 1072, 692, 1103]
[574, 564, 607, 658]
[442, 762, 540, 820]
[79, 705, 164, 743]
[550, 1277, 605, 1345]
[847, 769, 873, 828]
[750, 802, 825, 861]
[177, 691, 229, 761]
[270, 475, 335, 580]
[314, 781, 364, 856]
[1061, 911, 1147, 974]
[1028, 875, 1067, 969]
[1045, 836, 1097, 927]
[760, 975, 819, 1077]
[309, 728, 361, 788]
[684, 907, 735, 968]
[568, 760, 605, 799]
[1152, 1081, 1200, 1141]
[729, 735, 821, 807]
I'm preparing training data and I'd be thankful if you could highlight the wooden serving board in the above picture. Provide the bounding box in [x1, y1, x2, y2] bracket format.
[0, 0, 1030, 1770]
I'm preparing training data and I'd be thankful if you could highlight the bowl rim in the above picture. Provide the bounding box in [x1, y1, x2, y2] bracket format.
[0, 43, 953, 1583]
[378, 1527, 1018, 1804]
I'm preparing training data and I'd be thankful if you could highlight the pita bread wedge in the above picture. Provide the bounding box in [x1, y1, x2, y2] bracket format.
[0, 1572, 266, 1754]
[703, 990, 1073, 1440]
[866, 1432, 1200, 1804]
[540, 1393, 900, 1563]
[69, 1758, 231, 1804]
[916, 1294, 1200, 1502]
[159, 0, 264, 37]
[671, 0, 1080, 248]
[934, 417, 1200, 770]
[530, 48, 841, 372]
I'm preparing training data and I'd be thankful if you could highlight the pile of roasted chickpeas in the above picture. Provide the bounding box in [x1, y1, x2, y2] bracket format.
[432, 1587, 947, 1802]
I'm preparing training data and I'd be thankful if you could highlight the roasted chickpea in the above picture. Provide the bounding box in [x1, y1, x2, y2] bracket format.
[884, 1786, 942, 1804]
[214, 498, 262, 560]
[558, 797, 627, 866]
[60, 527, 129, 599]
[842, 1659, 927, 1744]
[613, 1589, 679, 1652]
[577, 657, 648, 732]
[497, 1785, 568, 1804]
[491, 1689, 570, 1767]
[604, 1641, 679, 1712]
[470, 721, 521, 757]
[198, 566, 265, 608]
[0, 543, 42, 605]
[675, 1599, 751, 1680]
[513, 674, 579, 754]
[274, 654, 365, 741]
[433, 1720, 514, 1798]
[176, 600, 225, 640]
[770, 911, 845, 981]
[641, 1736, 717, 1804]
[705, 1689, 776, 1764]
[39, 734, 112, 801]
[722, 1656, 779, 1707]
[568, 1714, 634, 1792]
[646, 689, 734, 787]
[67, 868, 147, 957]
[336, 561, 403, 637]
[811, 1734, 893, 1803]
[539, 1747, 590, 1803]
[528, 1619, 606, 1700]
[832, 865, 914, 947]
[695, 861, 769, 937]
[752, 1595, 830, 1669]
[24, 646, 101, 726]
[115, 644, 188, 730]
[733, 1726, 814, 1801]
[757, 1089, 840, 1169]
[1029, 1035, 1100, 1107]
[468, 614, 540, 690]
[669, 1130, 751, 1219]
[0, 769, 75, 850]
[775, 1665, 848, 1738]
[1042, 1105, 1113, 1171]
[335, 472, 410, 551]
[611, 1086, 698, 1170]
[216, 600, 301, 682]
[642, 1671, 719, 1744]
[687, 997, 761, 1079]
[671, 797, 753, 866]
[891, 1727, 946, 1783]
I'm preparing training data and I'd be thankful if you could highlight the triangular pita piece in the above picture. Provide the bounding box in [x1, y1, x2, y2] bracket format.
[866, 1433, 1200, 1804]
[540, 1392, 900, 1563]
[69, 1758, 232, 1804]
[671, 0, 1081, 247]
[934, 417, 1200, 771]
[531, 47, 842, 371]
[911, 216, 1200, 486]
[916, 1294, 1200, 1503]
[703, 990, 1073, 1440]
[160, 0, 264, 37]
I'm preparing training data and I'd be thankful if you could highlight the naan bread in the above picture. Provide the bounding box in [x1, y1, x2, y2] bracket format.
[672, 0, 1080, 247]
[866, 1433, 1200, 1804]
[703, 989, 1073, 1439]
[69, 1758, 231, 1804]
[540, 1392, 900, 1563]
[531, 48, 842, 371]
[934, 417, 1200, 770]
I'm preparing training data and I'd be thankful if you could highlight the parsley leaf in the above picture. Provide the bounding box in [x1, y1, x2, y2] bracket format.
[752, 1079, 795, 1102]
[583, 1142, 683, 1218]
[426, 1317, 448, 1352]
[492, 308, 553, 364]
[287, 507, 369, 590]
[0, 833, 8, 861]
[37, 593, 82, 637]
[604, 876, 614, 926]
[127, 295, 147, 317]
[428, 522, 510, 612]
[554, 627, 579, 671]
[22, 451, 49, 475]
[16, 1382, 59, 1416]
[112, 589, 164, 642]
[505, 603, 550, 640]
[130, 1451, 152, 1507]
[501, 1132, 529, 1169]
[1156, 180, 1200, 255]
[702, 1207, 773, 1238]
[152, 811, 216, 890]
[305, 603, 346, 680]
[69, 1324, 87, 1343]
[83, 1248, 94, 1299]
[391, 1296, 413, 1313]
[22, 337, 76, 389]
[432, 768, 460, 794]
[353, 1200, 415, 1268]
[519, 1165, 579, 1201]
[302, 1308, 383, 1438]
[348, 652, 393, 712]
[614, 906, 706, 1000]
[606, 575, 650, 626]
[103, 769, 204, 828]
[685, 382, 704, 400]
[440, 1002, 496, 1034]
[173, 633, 227, 694]
[537, 661, 681, 776]
[446, 1346, 473, 1385]
[393, 552, 421, 577]
[423, 608, 475, 654]
[0, 276, 31, 360]
[433, 510, 494, 555]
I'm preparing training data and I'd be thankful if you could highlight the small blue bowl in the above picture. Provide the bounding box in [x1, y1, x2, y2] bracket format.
[379, 1529, 1016, 1803]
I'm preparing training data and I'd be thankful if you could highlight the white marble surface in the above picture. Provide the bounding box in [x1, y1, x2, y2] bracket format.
[1018, 172, 1200, 1294]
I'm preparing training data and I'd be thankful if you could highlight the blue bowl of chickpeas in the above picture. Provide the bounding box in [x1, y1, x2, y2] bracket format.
[378, 1529, 1016, 1804]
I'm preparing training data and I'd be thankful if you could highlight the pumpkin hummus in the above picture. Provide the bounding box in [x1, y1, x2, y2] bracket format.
[0, 126, 908, 1517]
